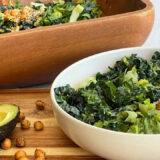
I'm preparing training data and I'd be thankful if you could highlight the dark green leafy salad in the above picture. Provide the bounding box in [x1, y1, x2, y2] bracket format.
[0, 0, 102, 34]
[55, 51, 160, 134]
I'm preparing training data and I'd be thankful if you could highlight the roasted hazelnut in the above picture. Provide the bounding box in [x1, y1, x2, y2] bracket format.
[21, 119, 31, 129]
[18, 157, 29, 160]
[34, 121, 44, 131]
[15, 150, 27, 160]
[16, 136, 25, 147]
[1, 138, 12, 150]
[35, 100, 45, 110]
[18, 112, 25, 122]
[35, 149, 46, 158]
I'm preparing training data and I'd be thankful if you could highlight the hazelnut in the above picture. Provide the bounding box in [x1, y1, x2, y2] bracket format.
[35, 100, 45, 110]
[35, 149, 46, 158]
[21, 119, 31, 129]
[16, 136, 25, 147]
[18, 112, 25, 122]
[34, 121, 44, 131]
[18, 157, 29, 160]
[15, 150, 26, 160]
[1, 138, 12, 150]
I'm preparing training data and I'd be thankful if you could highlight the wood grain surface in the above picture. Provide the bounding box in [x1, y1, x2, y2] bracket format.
[0, 89, 104, 160]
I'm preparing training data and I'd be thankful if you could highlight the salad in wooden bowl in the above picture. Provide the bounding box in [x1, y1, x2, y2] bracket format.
[0, 0, 154, 88]
[0, 0, 102, 33]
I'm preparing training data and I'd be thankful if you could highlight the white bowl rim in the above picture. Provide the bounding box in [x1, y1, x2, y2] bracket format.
[50, 46, 160, 137]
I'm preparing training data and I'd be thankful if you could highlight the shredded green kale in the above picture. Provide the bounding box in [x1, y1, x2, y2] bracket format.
[0, 0, 102, 34]
[55, 51, 160, 134]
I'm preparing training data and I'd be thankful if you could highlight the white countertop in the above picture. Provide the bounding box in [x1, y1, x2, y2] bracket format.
[33, 0, 160, 88]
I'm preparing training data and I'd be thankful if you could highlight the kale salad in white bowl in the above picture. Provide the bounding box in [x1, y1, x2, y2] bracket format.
[51, 47, 160, 160]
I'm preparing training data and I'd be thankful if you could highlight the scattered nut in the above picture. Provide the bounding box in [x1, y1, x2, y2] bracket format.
[21, 119, 31, 129]
[18, 157, 29, 160]
[35, 149, 46, 158]
[1, 138, 12, 150]
[16, 136, 25, 147]
[15, 150, 27, 160]
[35, 100, 45, 110]
[34, 121, 44, 131]
[18, 112, 25, 122]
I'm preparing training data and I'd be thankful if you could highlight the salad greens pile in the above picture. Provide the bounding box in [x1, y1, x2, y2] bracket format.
[38, 0, 102, 25]
[55, 51, 160, 134]
[0, 0, 102, 34]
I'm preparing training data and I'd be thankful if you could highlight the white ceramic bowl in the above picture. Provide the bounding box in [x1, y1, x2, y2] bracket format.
[51, 47, 160, 160]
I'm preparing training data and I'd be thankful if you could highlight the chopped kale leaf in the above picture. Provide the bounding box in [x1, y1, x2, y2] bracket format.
[55, 51, 160, 134]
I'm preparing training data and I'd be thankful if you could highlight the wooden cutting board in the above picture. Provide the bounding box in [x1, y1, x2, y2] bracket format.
[0, 89, 104, 160]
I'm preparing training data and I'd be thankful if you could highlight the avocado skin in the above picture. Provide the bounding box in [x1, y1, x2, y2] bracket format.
[0, 106, 20, 141]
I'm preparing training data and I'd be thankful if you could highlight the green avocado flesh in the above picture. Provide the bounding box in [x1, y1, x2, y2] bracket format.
[0, 104, 18, 126]
[0, 104, 19, 141]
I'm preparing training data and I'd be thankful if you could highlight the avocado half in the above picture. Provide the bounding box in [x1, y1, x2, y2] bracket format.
[0, 104, 20, 141]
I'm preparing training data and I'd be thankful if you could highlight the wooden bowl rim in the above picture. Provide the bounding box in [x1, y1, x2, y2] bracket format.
[0, 0, 154, 38]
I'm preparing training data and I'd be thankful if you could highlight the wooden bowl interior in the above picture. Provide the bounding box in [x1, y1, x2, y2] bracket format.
[1, 0, 146, 16]
[97, 0, 146, 16]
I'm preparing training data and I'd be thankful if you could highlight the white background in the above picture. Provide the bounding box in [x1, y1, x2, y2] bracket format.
[34, 0, 160, 88]
[144, 0, 160, 46]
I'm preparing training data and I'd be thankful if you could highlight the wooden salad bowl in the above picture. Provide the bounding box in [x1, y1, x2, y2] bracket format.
[0, 0, 154, 88]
